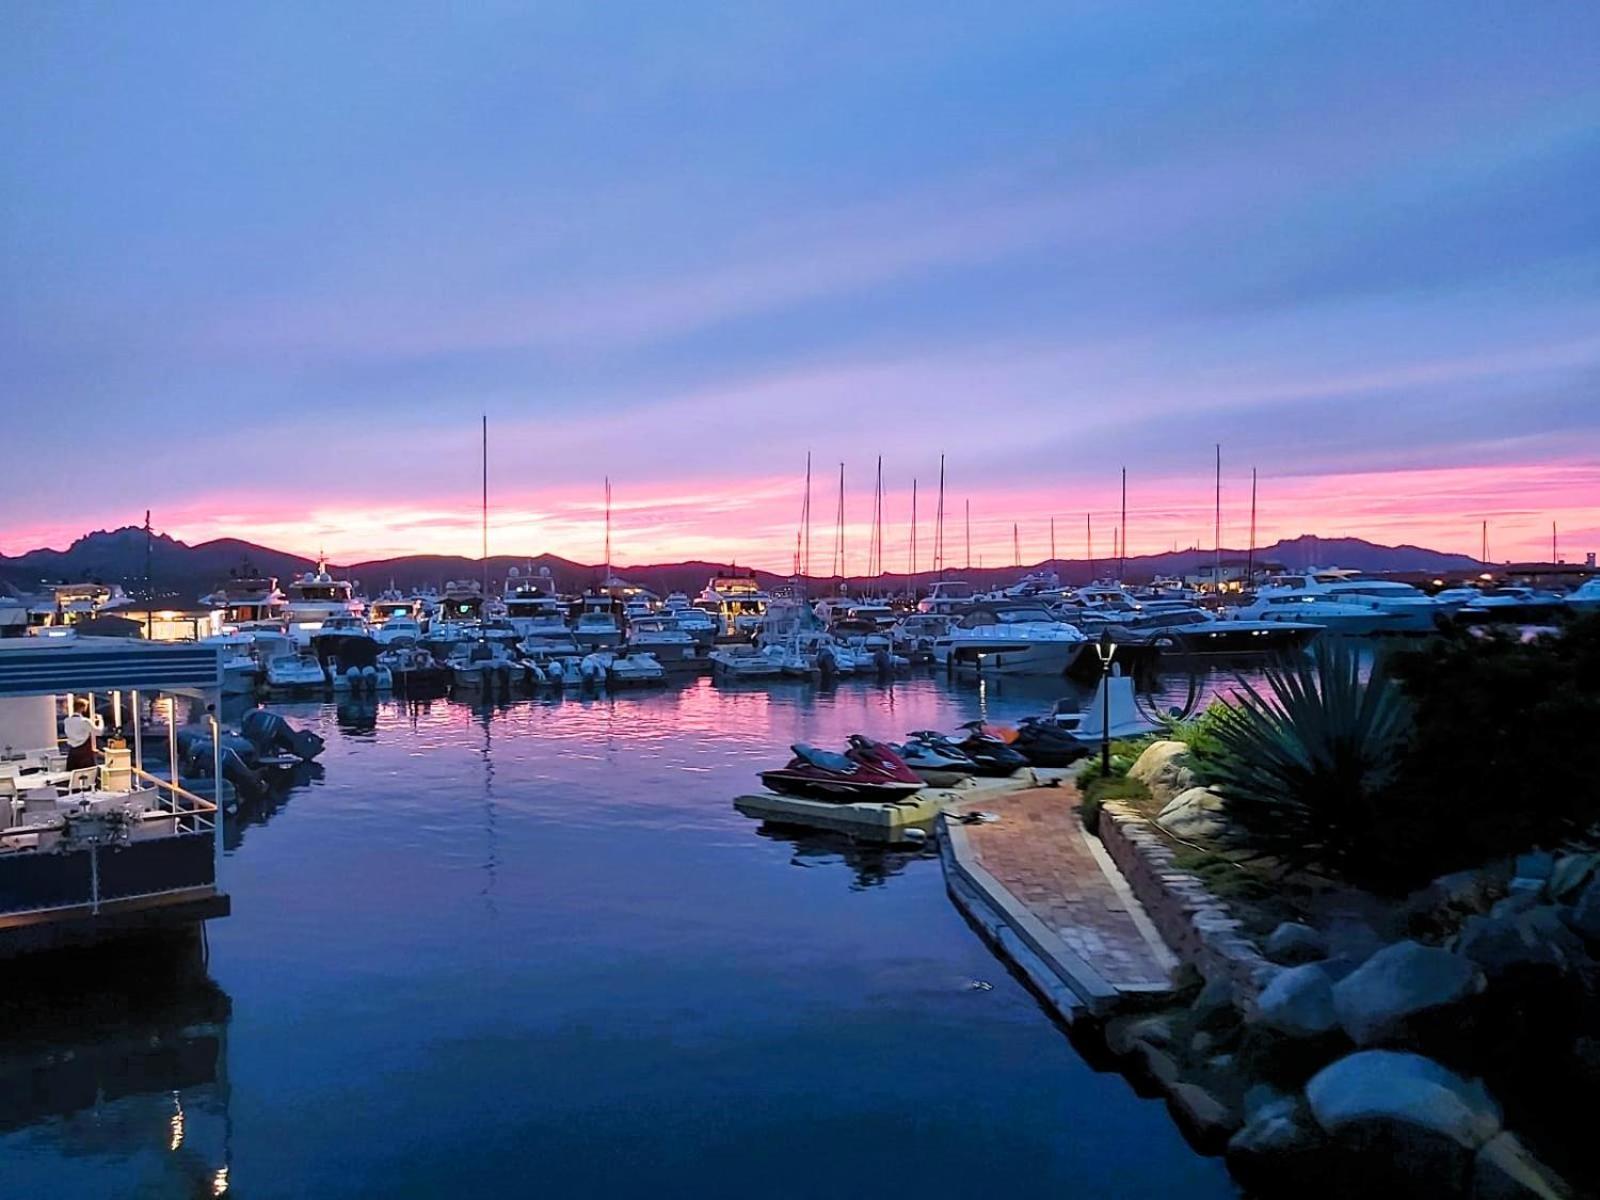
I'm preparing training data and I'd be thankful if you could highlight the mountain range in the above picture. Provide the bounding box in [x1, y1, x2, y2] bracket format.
[0, 527, 1487, 603]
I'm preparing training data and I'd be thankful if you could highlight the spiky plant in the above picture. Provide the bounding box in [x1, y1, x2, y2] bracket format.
[1196, 641, 1412, 885]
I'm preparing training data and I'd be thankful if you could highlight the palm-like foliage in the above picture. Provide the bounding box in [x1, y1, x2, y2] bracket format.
[1196, 641, 1411, 884]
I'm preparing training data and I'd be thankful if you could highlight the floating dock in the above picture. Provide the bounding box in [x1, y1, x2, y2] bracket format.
[734, 768, 1070, 843]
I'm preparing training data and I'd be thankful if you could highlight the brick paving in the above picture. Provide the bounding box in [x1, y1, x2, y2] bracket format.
[958, 786, 1175, 989]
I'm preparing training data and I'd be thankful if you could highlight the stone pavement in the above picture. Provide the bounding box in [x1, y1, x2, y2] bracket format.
[944, 784, 1177, 1011]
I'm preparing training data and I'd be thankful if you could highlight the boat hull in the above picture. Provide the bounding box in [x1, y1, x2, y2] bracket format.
[757, 772, 923, 803]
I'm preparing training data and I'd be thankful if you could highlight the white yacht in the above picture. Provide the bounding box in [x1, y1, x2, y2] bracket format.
[709, 644, 785, 679]
[368, 593, 424, 628]
[916, 579, 976, 615]
[374, 615, 425, 646]
[699, 575, 770, 638]
[446, 639, 518, 690]
[281, 558, 363, 637]
[1235, 591, 1399, 636]
[932, 603, 1091, 676]
[197, 631, 260, 695]
[202, 567, 286, 631]
[572, 595, 623, 649]
[625, 614, 703, 669]
[1564, 577, 1600, 612]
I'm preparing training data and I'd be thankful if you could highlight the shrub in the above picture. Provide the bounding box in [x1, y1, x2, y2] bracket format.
[1387, 612, 1600, 869]
[1194, 640, 1412, 887]
[1079, 773, 1150, 834]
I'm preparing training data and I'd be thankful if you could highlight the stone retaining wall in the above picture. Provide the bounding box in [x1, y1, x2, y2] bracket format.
[1097, 800, 1275, 1009]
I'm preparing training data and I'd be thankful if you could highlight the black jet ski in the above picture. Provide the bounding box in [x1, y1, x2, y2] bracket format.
[951, 722, 1030, 777]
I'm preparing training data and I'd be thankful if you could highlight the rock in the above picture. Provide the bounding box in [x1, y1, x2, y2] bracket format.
[1133, 1041, 1182, 1087]
[1491, 893, 1541, 920]
[1265, 921, 1330, 965]
[1547, 852, 1600, 903]
[1156, 786, 1226, 840]
[1242, 1082, 1295, 1122]
[1127, 740, 1194, 804]
[1474, 1131, 1573, 1200]
[1256, 963, 1339, 1039]
[1332, 941, 1485, 1047]
[1190, 975, 1239, 1032]
[1227, 1098, 1328, 1196]
[1190, 1030, 1216, 1058]
[1306, 1051, 1502, 1191]
[1167, 1081, 1240, 1151]
[1105, 1014, 1175, 1056]
[1457, 908, 1584, 982]
[1560, 878, 1600, 945]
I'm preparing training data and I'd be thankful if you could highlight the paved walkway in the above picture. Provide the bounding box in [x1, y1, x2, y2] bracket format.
[943, 785, 1176, 1014]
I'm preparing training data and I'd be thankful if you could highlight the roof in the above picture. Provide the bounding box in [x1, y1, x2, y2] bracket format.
[0, 637, 222, 698]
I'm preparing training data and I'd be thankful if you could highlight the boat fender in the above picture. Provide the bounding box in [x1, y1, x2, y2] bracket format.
[901, 827, 928, 845]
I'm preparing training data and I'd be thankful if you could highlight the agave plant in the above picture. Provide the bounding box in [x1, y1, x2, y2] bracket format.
[1196, 641, 1412, 884]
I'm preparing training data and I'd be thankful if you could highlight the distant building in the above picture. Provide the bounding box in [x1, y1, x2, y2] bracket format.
[1184, 558, 1286, 594]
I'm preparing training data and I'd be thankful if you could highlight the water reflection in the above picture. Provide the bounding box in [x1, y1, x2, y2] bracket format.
[0, 935, 232, 1195]
[754, 824, 938, 891]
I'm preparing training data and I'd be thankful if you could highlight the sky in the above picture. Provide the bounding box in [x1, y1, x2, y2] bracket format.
[2, 2, 1597, 571]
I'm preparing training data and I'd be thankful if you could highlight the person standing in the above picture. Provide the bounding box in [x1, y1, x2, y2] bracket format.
[63, 700, 98, 771]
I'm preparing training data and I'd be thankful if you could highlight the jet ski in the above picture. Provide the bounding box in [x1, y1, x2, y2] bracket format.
[894, 731, 980, 786]
[1009, 716, 1090, 767]
[952, 721, 1031, 776]
[759, 736, 925, 802]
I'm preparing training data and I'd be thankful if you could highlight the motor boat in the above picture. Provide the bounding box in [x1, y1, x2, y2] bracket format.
[368, 592, 424, 629]
[447, 639, 518, 691]
[1112, 606, 1323, 655]
[198, 631, 260, 695]
[571, 595, 624, 649]
[1564, 577, 1600, 612]
[893, 732, 980, 785]
[626, 614, 705, 670]
[1451, 585, 1569, 624]
[597, 651, 667, 687]
[1233, 591, 1405, 636]
[889, 612, 951, 662]
[917, 579, 977, 615]
[264, 649, 328, 691]
[374, 615, 425, 647]
[281, 556, 364, 638]
[700, 575, 771, 638]
[381, 645, 452, 693]
[932, 603, 1091, 676]
[758, 736, 925, 802]
[710, 645, 785, 679]
[202, 566, 287, 631]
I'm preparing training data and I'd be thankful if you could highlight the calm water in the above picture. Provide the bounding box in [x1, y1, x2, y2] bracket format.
[2, 673, 1238, 1199]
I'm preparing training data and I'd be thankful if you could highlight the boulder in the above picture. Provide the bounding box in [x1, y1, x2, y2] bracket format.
[1265, 921, 1330, 965]
[1510, 851, 1555, 894]
[1227, 1096, 1328, 1196]
[1167, 1081, 1240, 1151]
[1331, 941, 1485, 1047]
[1242, 1082, 1295, 1122]
[1457, 908, 1584, 983]
[1190, 975, 1240, 1032]
[1255, 963, 1339, 1039]
[1546, 852, 1600, 904]
[1156, 786, 1226, 841]
[1306, 1051, 1502, 1191]
[1474, 1131, 1573, 1200]
[1127, 740, 1195, 804]
[1105, 1013, 1175, 1056]
[1560, 877, 1600, 945]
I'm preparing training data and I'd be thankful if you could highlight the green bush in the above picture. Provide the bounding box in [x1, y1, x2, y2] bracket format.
[1194, 640, 1412, 887]
[1079, 773, 1150, 834]
[1387, 612, 1600, 871]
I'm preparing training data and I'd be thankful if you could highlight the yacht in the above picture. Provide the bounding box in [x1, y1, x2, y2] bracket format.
[502, 566, 561, 630]
[625, 614, 705, 670]
[572, 595, 624, 649]
[374, 615, 425, 646]
[281, 557, 363, 636]
[592, 650, 667, 687]
[446, 639, 518, 690]
[1564, 578, 1600, 612]
[368, 592, 424, 628]
[264, 647, 328, 691]
[917, 579, 976, 615]
[888, 612, 951, 662]
[932, 603, 1091, 676]
[1111, 606, 1323, 655]
[709, 643, 785, 679]
[197, 631, 260, 695]
[1251, 571, 1450, 632]
[668, 602, 720, 644]
[202, 566, 286, 630]
[1452, 585, 1568, 624]
[699, 575, 770, 638]
[1234, 591, 1400, 636]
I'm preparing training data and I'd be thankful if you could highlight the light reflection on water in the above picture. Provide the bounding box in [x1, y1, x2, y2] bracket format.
[0, 672, 1241, 1199]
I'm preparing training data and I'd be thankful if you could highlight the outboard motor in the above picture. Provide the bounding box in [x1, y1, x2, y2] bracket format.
[240, 708, 326, 761]
[181, 736, 270, 801]
[817, 645, 838, 678]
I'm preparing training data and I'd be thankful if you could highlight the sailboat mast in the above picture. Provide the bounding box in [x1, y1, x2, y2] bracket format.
[481, 415, 489, 597]
[870, 455, 884, 580]
[909, 478, 919, 598]
[803, 452, 812, 581]
[603, 476, 612, 586]
[1119, 466, 1127, 581]
[832, 462, 845, 580]
[1552, 521, 1558, 563]
[1086, 513, 1093, 581]
[1012, 522, 1020, 569]
[1213, 444, 1222, 595]
[934, 454, 946, 577]
[1481, 520, 1488, 565]
[1247, 467, 1258, 586]
[1050, 517, 1056, 564]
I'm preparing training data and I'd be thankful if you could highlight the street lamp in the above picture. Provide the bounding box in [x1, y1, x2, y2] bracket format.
[1094, 628, 1117, 776]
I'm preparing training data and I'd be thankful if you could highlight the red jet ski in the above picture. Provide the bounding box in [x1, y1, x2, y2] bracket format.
[759, 735, 925, 803]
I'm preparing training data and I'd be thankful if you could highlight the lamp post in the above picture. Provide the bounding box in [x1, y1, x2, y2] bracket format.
[1094, 629, 1117, 776]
